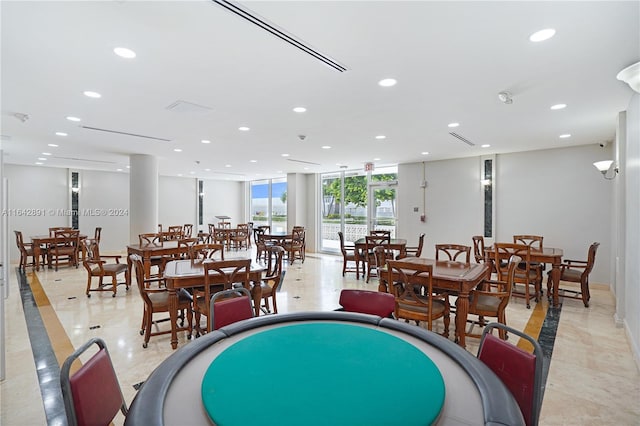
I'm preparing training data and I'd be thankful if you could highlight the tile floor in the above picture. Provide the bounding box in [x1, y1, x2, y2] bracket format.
[1, 248, 639, 425]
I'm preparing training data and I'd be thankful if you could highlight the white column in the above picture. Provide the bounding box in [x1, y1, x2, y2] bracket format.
[129, 154, 158, 244]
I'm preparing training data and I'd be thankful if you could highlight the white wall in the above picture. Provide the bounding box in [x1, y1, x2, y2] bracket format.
[5, 165, 69, 262]
[158, 176, 197, 231]
[200, 178, 243, 231]
[399, 144, 612, 283]
[398, 157, 483, 257]
[79, 170, 129, 252]
[622, 93, 639, 364]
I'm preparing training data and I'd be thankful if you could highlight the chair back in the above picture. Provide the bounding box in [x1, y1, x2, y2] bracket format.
[264, 245, 285, 283]
[370, 230, 391, 238]
[94, 227, 102, 243]
[494, 243, 530, 282]
[583, 242, 600, 277]
[435, 244, 471, 263]
[14, 230, 26, 250]
[472, 236, 486, 263]
[60, 337, 128, 426]
[177, 238, 199, 257]
[411, 233, 426, 257]
[338, 289, 395, 317]
[477, 323, 543, 426]
[387, 260, 436, 323]
[365, 234, 390, 251]
[165, 226, 183, 240]
[513, 235, 543, 252]
[83, 238, 100, 262]
[183, 224, 193, 238]
[373, 245, 394, 273]
[204, 259, 251, 292]
[49, 226, 72, 237]
[209, 288, 254, 331]
[190, 243, 225, 263]
[138, 233, 162, 247]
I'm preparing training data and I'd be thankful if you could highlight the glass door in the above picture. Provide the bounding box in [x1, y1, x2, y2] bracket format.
[368, 169, 398, 237]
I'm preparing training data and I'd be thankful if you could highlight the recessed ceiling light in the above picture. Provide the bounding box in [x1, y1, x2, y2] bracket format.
[174, 148, 182, 152]
[421, 152, 429, 155]
[281, 153, 290, 157]
[378, 78, 397, 87]
[550, 104, 567, 110]
[55, 132, 67, 137]
[225, 164, 232, 168]
[48, 143, 59, 147]
[114, 47, 136, 59]
[250, 160, 257, 163]
[276, 170, 283, 174]
[116, 168, 123, 172]
[293, 107, 307, 113]
[201, 139, 211, 144]
[373, 158, 381, 161]
[529, 28, 556, 42]
[177, 174, 183, 177]
[126, 165, 130, 169]
[42, 152, 52, 156]
[559, 134, 572, 139]
[83, 91, 101, 98]
[205, 168, 210, 172]
[481, 144, 491, 148]
[190, 171, 196, 175]
[238, 126, 250, 131]
[321, 146, 331, 149]
[37, 157, 47, 161]
[66, 116, 81, 122]
[375, 135, 386, 140]
[448, 122, 460, 128]
[304, 167, 309, 170]
[35, 162, 43, 165]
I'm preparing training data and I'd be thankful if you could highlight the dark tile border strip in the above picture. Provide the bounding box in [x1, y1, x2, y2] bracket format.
[538, 303, 562, 395]
[15, 268, 68, 426]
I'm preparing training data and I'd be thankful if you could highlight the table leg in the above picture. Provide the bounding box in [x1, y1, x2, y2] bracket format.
[551, 261, 561, 307]
[250, 282, 262, 317]
[455, 290, 470, 348]
[168, 286, 179, 350]
[126, 252, 133, 287]
[34, 244, 41, 271]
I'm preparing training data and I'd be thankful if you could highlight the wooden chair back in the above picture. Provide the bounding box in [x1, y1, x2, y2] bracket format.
[183, 224, 193, 238]
[513, 235, 543, 252]
[435, 244, 471, 263]
[49, 226, 72, 237]
[472, 235, 486, 263]
[138, 233, 162, 247]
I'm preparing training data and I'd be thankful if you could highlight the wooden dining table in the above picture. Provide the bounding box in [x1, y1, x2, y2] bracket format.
[163, 259, 265, 349]
[485, 245, 564, 307]
[30, 233, 88, 270]
[379, 257, 490, 348]
[126, 240, 191, 284]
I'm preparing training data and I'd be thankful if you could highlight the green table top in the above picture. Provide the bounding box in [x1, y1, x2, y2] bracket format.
[201, 323, 445, 425]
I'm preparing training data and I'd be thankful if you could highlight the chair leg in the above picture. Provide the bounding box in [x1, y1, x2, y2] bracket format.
[271, 294, 278, 314]
[581, 279, 590, 307]
[85, 277, 92, 297]
[143, 311, 152, 348]
[111, 275, 118, 297]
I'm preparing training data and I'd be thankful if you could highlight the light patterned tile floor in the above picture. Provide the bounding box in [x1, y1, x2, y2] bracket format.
[1, 249, 639, 425]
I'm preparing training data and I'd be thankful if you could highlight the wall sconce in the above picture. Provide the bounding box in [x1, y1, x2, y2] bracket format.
[593, 160, 618, 180]
[71, 186, 80, 193]
[481, 179, 492, 186]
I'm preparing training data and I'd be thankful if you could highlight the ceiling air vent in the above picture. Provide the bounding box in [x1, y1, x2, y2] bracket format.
[287, 158, 321, 166]
[213, 0, 348, 73]
[80, 126, 171, 142]
[165, 100, 213, 114]
[448, 132, 475, 147]
[53, 156, 118, 164]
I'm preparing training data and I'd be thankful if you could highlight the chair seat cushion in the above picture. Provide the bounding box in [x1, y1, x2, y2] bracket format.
[560, 268, 582, 282]
[469, 292, 501, 312]
[101, 263, 128, 274]
[398, 299, 447, 316]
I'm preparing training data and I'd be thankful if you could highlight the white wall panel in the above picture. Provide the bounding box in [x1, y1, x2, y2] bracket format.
[158, 176, 197, 231]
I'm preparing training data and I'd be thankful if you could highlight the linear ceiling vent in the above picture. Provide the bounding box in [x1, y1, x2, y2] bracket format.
[165, 100, 213, 114]
[80, 126, 171, 142]
[448, 132, 475, 147]
[287, 158, 321, 166]
[212, 0, 348, 73]
[53, 156, 118, 164]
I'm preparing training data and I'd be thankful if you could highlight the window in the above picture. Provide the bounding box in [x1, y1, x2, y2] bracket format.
[250, 178, 287, 232]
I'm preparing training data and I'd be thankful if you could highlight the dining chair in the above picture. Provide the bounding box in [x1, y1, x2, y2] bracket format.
[182, 224, 193, 238]
[166, 226, 183, 240]
[193, 258, 251, 335]
[387, 259, 450, 336]
[130, 254, 192, 347]
[189, 243, 225, 263]
[364, 234, 391, 283]
[463, 255, 521, 340]
[230, 223, 250, 250]
[14, 230, 45, 270]
[338, 231, 362, 279]
[472, 235, 486, 263]
[138, 233, 164, 278]
[435, 244, 471, 263]
[338, 289, 395, 318]
[209, 288, 254, 331]
[49, 226, 72, 237]
[547, 242, 599, 307]
[373, 244, 395, 289]
[283, 226, 305, 264]
[82, 239, 129, 297]
[60, 337, 128, 426]
[494, 243, 539, 308]
[398, 233, 425, 259]
[50, 229, 81, 271]
[93, 227, 102, 243]
[370, 230, 391, 237]
[477, 323, 544, 426]
[208, 223, 229, 248]
[513, 235, 544, 293]
[254, 245, 285, 314]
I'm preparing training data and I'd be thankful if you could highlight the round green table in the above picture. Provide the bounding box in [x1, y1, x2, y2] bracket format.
[201, 322, 445, 425]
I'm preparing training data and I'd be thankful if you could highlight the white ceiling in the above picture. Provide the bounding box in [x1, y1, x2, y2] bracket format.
[1, 1, 638, 181]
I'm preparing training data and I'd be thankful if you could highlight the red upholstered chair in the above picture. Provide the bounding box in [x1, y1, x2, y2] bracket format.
[209, 288, 254, 331]
[60, 337, 128, 426]
[338, 289, 395, 318]
[477, 323, 543, 426]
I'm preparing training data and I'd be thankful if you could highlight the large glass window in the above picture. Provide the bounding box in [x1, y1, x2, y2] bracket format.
[250, 178, 287, 232]
[320, 167, 396, 252]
